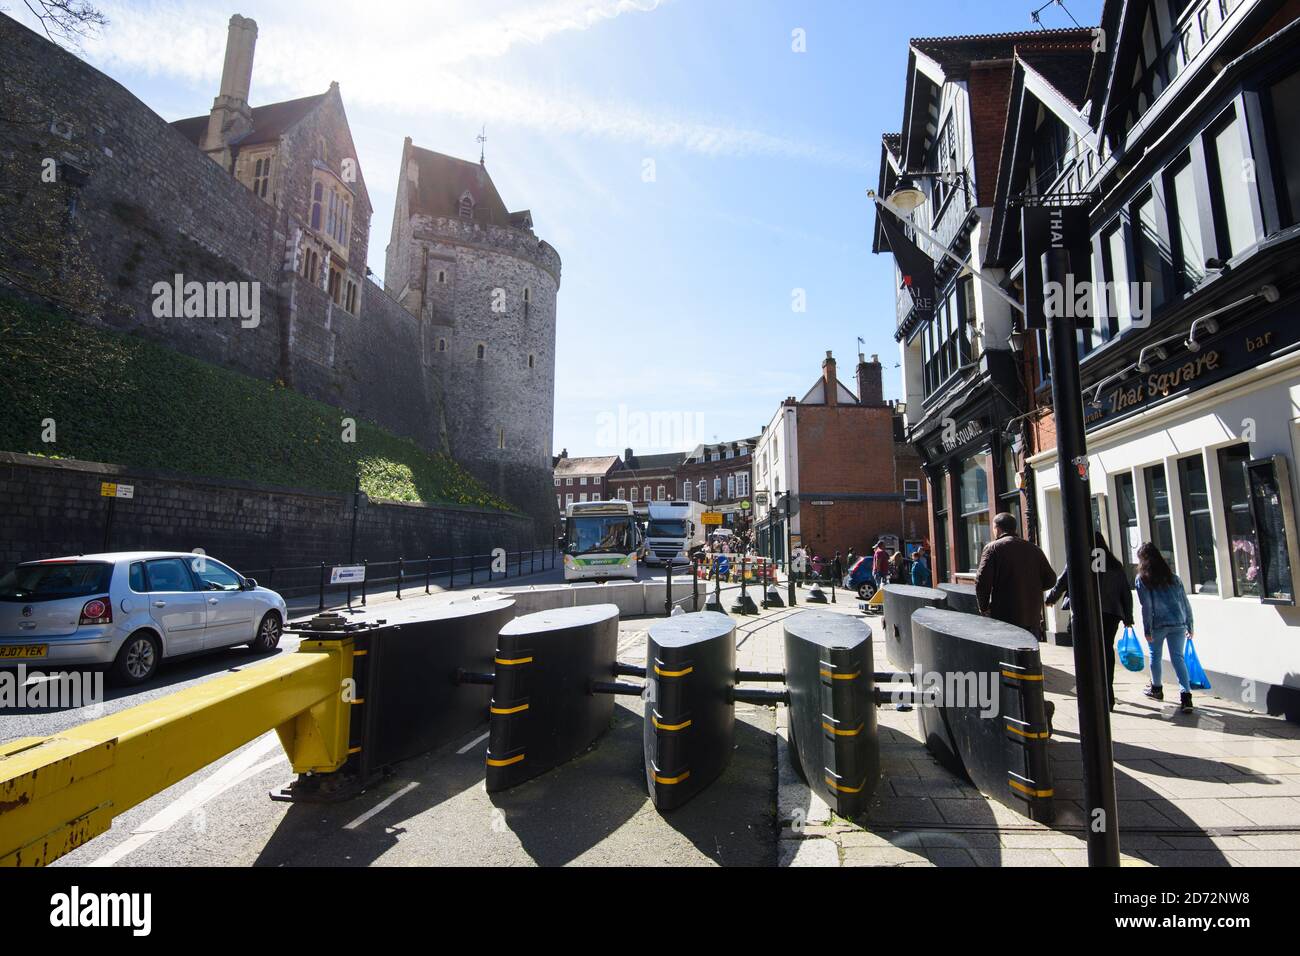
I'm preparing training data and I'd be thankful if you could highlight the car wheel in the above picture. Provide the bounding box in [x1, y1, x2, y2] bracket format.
[110, 631, 161, 686]
[857, 584, 873, 600]
[249, 612, 282, 653]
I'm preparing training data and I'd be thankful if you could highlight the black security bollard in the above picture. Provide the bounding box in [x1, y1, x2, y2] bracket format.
[397, 557, 404, 600]
[426, 555, 432, 594]
[665, 559, 673, 616]
[448, 554, 456, 590]
[470, 550, 476, 586]
[693, 557, 700, 611]
[318, 562, 326, 612]
[362, 559, 368, 606]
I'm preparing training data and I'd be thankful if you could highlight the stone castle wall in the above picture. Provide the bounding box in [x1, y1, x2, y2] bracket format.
[0, 16, 543, 541]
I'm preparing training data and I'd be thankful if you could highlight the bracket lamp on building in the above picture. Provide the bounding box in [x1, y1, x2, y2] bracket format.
[1184, 284, 1279, 351]
[867, 184, 1026, 318]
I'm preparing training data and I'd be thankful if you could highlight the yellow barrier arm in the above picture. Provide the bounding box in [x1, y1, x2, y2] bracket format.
[0, 637, 353, 867]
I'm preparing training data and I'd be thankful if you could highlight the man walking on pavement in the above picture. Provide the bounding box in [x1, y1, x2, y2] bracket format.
[974, 513, 1057, 639]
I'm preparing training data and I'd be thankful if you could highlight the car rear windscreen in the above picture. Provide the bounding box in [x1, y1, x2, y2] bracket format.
[0, 562, 113, 602]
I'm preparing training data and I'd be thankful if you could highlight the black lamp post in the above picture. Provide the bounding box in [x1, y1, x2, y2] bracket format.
[872, 181, 1119, 867]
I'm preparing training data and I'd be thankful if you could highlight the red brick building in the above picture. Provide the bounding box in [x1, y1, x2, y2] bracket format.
[606, 448, 683, 507]
[676, 438, 757, 528]
[754, 351, 927, 563]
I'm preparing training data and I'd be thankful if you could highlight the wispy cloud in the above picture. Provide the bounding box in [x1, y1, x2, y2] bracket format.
[44, 0, 863, 169]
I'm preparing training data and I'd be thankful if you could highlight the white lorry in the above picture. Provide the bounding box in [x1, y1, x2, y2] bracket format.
[643, 500, 706, 566]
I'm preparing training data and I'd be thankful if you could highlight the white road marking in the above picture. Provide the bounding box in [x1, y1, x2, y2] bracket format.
[343, 781, 420, 830]
[456, 730, 490, 754]
[88, 734, 286, 867]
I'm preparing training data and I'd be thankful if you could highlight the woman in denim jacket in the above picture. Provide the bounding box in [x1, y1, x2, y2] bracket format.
[1134, 543, 1195, 713]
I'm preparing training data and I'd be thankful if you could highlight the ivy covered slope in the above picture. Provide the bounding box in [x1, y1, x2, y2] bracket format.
[0, 297, 516, 511]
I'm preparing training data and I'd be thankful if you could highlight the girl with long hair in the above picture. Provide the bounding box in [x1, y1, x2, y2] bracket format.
[1135, 543, 1195, 713]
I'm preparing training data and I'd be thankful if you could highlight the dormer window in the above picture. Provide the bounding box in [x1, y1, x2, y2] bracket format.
[459, 191, 475, 220]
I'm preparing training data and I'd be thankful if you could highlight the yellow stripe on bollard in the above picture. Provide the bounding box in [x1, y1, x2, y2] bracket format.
[0, 638, 353, 868]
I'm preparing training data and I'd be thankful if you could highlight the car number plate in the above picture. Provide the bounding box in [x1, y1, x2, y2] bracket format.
[0, 644, 47, 659]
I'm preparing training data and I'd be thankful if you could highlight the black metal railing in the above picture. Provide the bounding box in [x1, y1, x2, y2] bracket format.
[242, 547, 559, 612]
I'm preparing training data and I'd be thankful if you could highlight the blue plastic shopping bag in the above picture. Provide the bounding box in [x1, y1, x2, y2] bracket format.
[1185, 638, 1212, 690]
[1118, 626, 1145, 672]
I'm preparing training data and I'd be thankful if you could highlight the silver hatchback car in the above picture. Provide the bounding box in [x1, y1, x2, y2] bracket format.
[0, 551, 289, 685]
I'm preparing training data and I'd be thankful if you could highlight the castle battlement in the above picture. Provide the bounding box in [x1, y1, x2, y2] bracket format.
[410, 215, 562, 285]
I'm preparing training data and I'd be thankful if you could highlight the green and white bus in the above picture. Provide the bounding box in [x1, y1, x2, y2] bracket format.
[562, 499, 641, 581]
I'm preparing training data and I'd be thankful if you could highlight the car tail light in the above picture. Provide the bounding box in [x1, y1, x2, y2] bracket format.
[79, 597, 112, 625]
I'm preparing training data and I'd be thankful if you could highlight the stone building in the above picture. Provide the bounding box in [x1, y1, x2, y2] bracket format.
[753, 352, 926, 563]
[170, 15, 372, 323]
[0, 13, 561, 542]
[384, 138, 561, 535]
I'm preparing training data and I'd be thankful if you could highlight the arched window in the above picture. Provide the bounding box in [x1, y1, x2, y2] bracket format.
[459, 191, 474, 220]
[657, 485, 665, 501]
[630, 487, 638, 502]
[437, 270, 446, 284]
[438, 338, 447, 352]
[643, 486, 651, 502]
[476, 343, 485, 360]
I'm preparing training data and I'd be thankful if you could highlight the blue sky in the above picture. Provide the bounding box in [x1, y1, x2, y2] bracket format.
[13, 0, 1101, 456]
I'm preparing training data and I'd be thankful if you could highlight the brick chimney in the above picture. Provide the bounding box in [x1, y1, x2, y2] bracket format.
[822, 350, 837, 407]
[857, 352, 884, 406]
[203, 14, 258, 159]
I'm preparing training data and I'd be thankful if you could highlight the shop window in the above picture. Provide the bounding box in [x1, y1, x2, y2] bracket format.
[1116, 472, 1140, 584]
[1208, 112, 1258, 259]
[932, 471, 950, 582]
[958, 452, 991, 572]
[1177, 454, 1218, 594]
[1000, 446, 1021, 532]
[1243, 455, 1297, 605]
[1217, 444, 1260, 597]
[1143, 464, 1175, 563]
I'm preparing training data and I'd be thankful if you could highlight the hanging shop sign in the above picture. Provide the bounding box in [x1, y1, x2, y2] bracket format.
[1022, 205, 1092, 331]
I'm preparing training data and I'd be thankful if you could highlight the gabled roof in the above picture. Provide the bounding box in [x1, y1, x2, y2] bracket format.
[171, 91, 329, 149]
[404, 142, 518, 228]
[986, 46, 1100, 265]
[899, 28, 1094, 198]
[617, 451, 684, 473]
[554, 455, 619, 477]
[800, 377, 859, 406]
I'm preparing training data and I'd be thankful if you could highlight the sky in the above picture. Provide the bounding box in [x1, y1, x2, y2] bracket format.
[9, 0, 1102, 457]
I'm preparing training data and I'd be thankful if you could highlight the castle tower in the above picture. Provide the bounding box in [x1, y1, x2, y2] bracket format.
[202, 14, 258, 167]
[384, 139, 560, 541]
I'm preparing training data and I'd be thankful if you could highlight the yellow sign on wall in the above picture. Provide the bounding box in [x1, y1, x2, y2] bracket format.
[701, 512, 723, 525]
